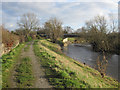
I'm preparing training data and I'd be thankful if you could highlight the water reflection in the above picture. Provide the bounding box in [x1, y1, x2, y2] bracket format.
[62, 44, 119, 81]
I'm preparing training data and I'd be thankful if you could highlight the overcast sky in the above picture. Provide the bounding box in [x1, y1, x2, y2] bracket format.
[0, 0, 119, 31]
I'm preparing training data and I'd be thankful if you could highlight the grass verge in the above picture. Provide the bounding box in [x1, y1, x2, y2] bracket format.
[1, 43, 25, 88]
[34, 41, 83, 88]
[15, 57, 34, 88]
[40, 40, 62, 55]
[24, 43, 30, 52]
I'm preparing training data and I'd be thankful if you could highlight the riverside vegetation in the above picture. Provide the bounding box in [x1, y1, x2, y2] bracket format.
[33, 39, 118, 88]
[1, 39, 119, 88]
[1, 12, 119, 89]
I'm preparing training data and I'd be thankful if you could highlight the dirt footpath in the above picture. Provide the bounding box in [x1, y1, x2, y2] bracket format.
[9, 42, 52, 88]
[28, 42, 52, 88]
[9, 44, 27, 88]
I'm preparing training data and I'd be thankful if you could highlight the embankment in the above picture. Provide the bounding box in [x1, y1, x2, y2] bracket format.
[33, 39, 118, 88]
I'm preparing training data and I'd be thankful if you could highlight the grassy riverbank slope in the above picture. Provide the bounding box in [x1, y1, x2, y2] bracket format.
[33, 39, 118, 88]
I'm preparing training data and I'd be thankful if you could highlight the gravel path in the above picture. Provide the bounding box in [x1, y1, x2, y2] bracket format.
[28, 42, 52, 88]
[9, 44, 27, 88]
[9, 42, 52, 88]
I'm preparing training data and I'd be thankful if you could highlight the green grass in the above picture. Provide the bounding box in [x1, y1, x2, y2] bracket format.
[68, 38, 75, 43]
[40, 40, 62, 55]
[15, 57, 34, 88]
[33, 40, 118, 88]
[24, 43, 30, 52]
[33, 41, 85, 88]
[2, 43, 25, 88]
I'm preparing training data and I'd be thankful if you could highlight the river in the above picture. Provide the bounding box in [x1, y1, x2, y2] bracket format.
[62, 44, 119, 81]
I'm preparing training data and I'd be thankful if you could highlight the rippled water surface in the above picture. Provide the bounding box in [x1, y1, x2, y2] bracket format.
[63, 44, 119, 81]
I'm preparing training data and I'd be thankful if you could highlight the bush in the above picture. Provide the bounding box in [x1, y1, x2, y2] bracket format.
[27, 36, 32, 42]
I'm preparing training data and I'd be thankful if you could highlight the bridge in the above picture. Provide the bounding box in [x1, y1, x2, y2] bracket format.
[39, 34, 80, 38]
[63, 34, 80, 38]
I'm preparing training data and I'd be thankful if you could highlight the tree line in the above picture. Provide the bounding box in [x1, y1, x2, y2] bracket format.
[2, 12, 120, 54]
[75, 15, 119, 54]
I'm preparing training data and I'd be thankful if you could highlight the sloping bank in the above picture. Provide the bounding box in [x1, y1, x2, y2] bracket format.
[33, 39, 118, 88]
[1, 43, 25, 88]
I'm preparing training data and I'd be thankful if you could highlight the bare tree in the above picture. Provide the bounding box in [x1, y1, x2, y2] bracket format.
[109, 13, 118, 32]
[44, 17, 63, 42]
[86, 15, 107, 33]
[64, 26, 73, 34]
[17, 13, 39, 41]
[94, 15, 108, 33]
[85, 15, 109, 52]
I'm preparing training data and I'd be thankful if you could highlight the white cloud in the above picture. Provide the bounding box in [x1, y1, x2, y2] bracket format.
[2, 0, 67, 2]
[1, 0, 119, 2]
[2, 2, 118, 31]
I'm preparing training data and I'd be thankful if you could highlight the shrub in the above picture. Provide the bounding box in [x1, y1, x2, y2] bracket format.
[27, 36, 32, 42]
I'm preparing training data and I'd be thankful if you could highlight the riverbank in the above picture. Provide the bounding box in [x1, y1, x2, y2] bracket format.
[64, 37, 120, 55]
[62, 44, 119, 81]
[33, 39, 118, 88]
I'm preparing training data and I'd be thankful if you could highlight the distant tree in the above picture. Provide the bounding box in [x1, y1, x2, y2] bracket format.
[17, 13, 39, 41]
[85, 15, 109, 52]
[63, 26, 73, 34]
[14, 28, 26, 42]
[94, 15, 107, 33]
[30, 31, 37, 39]
[76, 27, 87, 35]
[44, 17, 63, 42]
[37, 27, 46, 34]
[109, 13, 118, 32]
